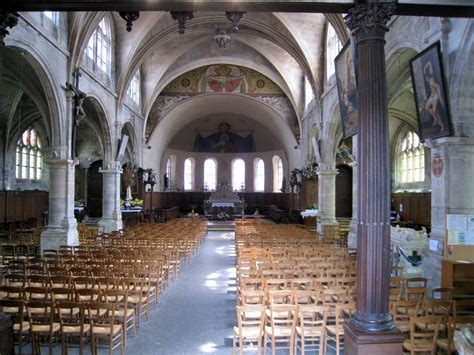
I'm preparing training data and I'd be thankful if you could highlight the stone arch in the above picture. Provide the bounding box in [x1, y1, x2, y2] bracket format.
[81, 96, 114, 163]
[2, 44, 64, 154]
[143, 58, 299, 131]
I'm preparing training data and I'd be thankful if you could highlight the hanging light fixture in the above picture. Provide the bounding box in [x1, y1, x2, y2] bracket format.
[214, 29, 231, 49]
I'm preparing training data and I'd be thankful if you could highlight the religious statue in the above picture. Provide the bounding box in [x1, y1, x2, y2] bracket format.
[290, 169, 301, 195]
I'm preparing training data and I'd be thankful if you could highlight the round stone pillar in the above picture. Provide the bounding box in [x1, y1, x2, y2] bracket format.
[317, 165, 338, 235]
[41, 159, 78, 250]
[98, 162, 123, 233]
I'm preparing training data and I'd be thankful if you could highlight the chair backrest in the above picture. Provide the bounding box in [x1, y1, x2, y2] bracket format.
[419, 300, 452, 318]
[236, 304, 265, 338]
[405, 286, 427, 302]
[297, 304, 327, 332]
[56, 301, 87, 332]
[76, 288, 102, 302]
[0, 299, 26, 330]
[267, 304, 297, 331]
[267, 290, 294, 305]
[408, 316, 441, 354]
[293, 290, 318, 305]
[0, 285, 25, 300]
[51, 287, 75, 302]
[88, 301, 117, 336]
[391, 300, 420, 323]
[240, 290, 265, 305]
[24, 286, 51, 301]
[26, 300, 56, 330]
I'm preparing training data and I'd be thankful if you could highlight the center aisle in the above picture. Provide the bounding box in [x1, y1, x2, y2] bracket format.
[126, 229, 237, 354]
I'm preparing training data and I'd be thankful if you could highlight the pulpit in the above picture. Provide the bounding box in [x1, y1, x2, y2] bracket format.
[204, 182, 244, 218]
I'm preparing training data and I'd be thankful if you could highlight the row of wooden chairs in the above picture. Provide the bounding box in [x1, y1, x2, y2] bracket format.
[233, 302, 355, 355]
[1, 298, 130, 355]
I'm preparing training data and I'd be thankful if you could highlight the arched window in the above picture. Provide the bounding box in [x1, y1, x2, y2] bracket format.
[254, 158, 265, 192]
[85, 17, 112, 79]
[126, 69, 140, 105]
[272, 156, 283, 193]
[204, 159, 217, 191]
[16, 128, 42, 180]
[326, 23, 342, 81]
[399, 131, 424, 183]
[232, 159, 245, 191]
[184, 158, 194, 191]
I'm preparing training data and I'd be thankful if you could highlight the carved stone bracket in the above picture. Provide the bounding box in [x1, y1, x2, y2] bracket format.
[0, 12, 19, 46]
[226, 12, 245, 32]
[170, 11, 194, 35]
[345, 2, 396, 41]
[119, 11, 140, 32]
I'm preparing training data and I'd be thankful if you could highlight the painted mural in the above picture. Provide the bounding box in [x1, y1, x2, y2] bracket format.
[193, 122, 255, 153]
[162, 64, 284, 96]
[146, 64, 296, 141]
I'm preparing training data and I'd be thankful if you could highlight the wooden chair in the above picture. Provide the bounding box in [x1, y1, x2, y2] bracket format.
[402, 316, 441, 355]
[436, 315, 474, 354]
[26, 300, 61, 355]
[123, 277, 150, 326]
[391, 300, 420, 334]
[239, 290, 266, 306]
[89, 302, 124, 355]
[56, 301, 90, 355]
[232, 304, 265, 355]
[0, 285, 25, 300]
[102, 288, 137, 345]
[264, 304, 297, 355]
[295, 304, 327, 355]
[0, 299, 29, 354]
[405, 277, 428, 301]
[325, 302, 356, 355]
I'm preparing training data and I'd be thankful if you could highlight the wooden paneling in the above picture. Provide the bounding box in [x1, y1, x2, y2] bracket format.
[391, 192, 431, 226]
[0, 190, 48, 222]
[301, 178, 318, 209]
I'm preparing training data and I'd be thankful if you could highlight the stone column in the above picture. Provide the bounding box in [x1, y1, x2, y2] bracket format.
[98, 162, 123, 233]
[426, 137, 474, 289]
[343, 2, 404, 353]
[194, 156, 204, 191]
[317, 164, 338, 235]
[245, 157, 253, 192]
[264, 157, 272, 193]
[348, 135, 358, 248]
[41, 159, 78, 250]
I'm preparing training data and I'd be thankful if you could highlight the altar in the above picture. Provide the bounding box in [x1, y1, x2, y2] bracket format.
[204, 182, 245, 218]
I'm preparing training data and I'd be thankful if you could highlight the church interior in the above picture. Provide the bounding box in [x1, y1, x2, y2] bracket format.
[0, 1, 473, 354]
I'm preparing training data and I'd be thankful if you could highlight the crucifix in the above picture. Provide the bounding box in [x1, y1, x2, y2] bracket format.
[66, 67, 87, 159]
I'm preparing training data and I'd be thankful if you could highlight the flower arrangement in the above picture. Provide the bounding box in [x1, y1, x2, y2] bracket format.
[188, 209, 199, 219]
[217, 212, 230, 221]
[131, 198, 143, 207]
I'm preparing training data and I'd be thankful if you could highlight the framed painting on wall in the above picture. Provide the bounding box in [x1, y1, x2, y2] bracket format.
[410, 41, 452, 141]
[335, 39, 358, 139]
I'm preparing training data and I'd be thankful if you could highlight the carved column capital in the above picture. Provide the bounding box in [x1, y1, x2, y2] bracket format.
[0, 12, 19, 46]
[345, 2, 395, 41]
